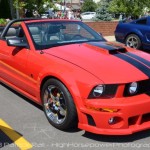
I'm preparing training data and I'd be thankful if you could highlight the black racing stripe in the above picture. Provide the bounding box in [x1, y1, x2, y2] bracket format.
[126, 52, 150, 67]
[114, 53, 150, 77]
[88, 42, 126, 52]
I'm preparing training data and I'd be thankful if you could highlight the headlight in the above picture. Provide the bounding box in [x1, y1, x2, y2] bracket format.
[93, 85, 104, 97]
[88, 84, 118, 99]
[128, 82, 138, 95]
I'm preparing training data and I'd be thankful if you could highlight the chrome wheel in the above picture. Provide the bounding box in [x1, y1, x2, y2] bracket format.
[43, 85, 66, 124]
[42, 78, 77, 130]
[126, 36, 138, 48]
[125, 34, 141, 49]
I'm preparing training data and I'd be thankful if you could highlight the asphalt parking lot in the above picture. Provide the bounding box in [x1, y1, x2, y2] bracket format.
[1, 37, 150, 150]
[1, 83, 150, 150]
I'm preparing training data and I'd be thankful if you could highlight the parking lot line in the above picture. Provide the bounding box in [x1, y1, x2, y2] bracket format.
[0, 119, 32, 149]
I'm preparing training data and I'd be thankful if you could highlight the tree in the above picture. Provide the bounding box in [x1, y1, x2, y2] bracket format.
[0, 0, 11, 19]
[81, 0, 97, 12]
[95, 0, 112, 21]
[109, 0, 150, 18]
[13, 0, 56, 18]
[9, 0, 16, 19]
[14, 0, 27, 18]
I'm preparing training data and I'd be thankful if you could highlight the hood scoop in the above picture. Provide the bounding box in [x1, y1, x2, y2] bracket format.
[86, 42, 127, 54]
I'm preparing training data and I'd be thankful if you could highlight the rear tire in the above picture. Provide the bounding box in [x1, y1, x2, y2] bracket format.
[41, 78, 77, 130]
[125, 34, 142, 49]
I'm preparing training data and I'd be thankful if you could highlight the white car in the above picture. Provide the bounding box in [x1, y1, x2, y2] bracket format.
[81, 12, 96, 20]
[41, 11, 54, 19]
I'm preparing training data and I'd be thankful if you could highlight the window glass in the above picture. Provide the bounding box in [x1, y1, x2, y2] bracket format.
[27, 21, 105, 50]
[136, 19, 147, 25]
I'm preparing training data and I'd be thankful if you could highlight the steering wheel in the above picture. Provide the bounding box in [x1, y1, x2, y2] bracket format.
[72, 34, 83, 40]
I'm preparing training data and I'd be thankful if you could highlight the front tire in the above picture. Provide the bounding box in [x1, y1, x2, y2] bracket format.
[125, 34, 142, 49]
[41, 78, 77, 130]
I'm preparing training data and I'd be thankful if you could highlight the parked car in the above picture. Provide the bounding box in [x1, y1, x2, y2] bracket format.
[81, 12, 96, 20]
[115, 16, 150, 50]
[41, 13, 49, 18]
[41, 10, 54, 18]
[1, 18, 150, 135]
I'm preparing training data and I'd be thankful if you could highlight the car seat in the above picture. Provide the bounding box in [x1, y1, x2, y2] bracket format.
[29, 26, 42, 43]
[45, 25, 61, 41]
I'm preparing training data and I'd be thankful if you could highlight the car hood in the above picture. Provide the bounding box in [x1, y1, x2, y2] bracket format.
[44, 42, 150, 83]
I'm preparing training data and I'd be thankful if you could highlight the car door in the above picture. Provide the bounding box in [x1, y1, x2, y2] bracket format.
[0, 25, 30, 93]
[144, 17, 150, 44]
[135, 18, 150, 45]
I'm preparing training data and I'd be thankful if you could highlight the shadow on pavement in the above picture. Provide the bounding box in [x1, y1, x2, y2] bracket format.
[1, 83, 81, 134]
[82, 129, 150, 142]
[0, 127, 23, 148]
[1, 83, 43, 111]
[2, 83, 150, 139]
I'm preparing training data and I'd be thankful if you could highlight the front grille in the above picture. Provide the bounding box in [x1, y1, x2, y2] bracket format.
[128, 113, 150, 127]
[124, 79, 150, 97]
[141, 113, 150, 124]
[103, 84, 118, 97]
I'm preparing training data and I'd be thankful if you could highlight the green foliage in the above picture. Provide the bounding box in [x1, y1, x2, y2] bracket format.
[0, 18, 7, 25]
[81, 0, 97, 12]
[0, 0, 11, 19]
[25, 0, 54, 13]
[13, 0, 26, 10]
[95, 0, 112, 21]
[13, 0, 56, 15]
[109, 0, 150, 18]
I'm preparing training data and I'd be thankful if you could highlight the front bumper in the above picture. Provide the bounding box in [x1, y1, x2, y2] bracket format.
[78, 93, 150, 135]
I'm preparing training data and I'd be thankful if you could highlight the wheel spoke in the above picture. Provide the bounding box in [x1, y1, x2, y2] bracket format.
[43, 85, 66, 124]
[126, 35, 140, 49]
[59, 106, 66, 116]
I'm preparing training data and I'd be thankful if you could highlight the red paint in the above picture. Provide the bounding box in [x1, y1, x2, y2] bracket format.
[1, 19, 150, 135]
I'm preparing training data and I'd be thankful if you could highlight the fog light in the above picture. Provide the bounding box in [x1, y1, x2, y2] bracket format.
[108, 117, 115, 124]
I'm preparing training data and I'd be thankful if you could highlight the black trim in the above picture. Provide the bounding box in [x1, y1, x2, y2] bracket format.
[126, 52, 150, 67]
[86, 114, 96, 126]
[1, 18, 40, 38]
[114, 53, 150, 77]
[88, 84, 118, 99]
[124, 79, 150, 97]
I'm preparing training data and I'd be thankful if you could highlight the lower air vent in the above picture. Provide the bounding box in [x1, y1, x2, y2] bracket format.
[141, 113, 150, 124]
[86, 114, 96, 126]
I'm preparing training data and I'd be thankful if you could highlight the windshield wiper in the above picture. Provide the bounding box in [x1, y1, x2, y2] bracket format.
[87, 39, 106, 42]
[58, 39, 88, 43]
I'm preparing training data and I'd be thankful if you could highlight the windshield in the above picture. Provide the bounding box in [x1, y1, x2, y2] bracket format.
[26, 21, 105, 50]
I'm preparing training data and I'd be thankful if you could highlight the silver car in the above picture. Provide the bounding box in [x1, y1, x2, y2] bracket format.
[81, 12, 96, 20]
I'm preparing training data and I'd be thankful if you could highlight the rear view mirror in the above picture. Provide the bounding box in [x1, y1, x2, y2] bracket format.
[7, 38, 28, 48]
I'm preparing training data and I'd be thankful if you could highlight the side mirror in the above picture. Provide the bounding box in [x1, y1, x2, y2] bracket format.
[7, 38, 28, 48]
[99, 32, 102, 36]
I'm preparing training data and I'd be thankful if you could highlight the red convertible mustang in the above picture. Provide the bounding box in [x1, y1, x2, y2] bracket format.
[0, 19, 150, 135]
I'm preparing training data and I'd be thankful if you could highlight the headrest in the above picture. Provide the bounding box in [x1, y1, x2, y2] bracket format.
[29, 27, 40, 35]
[6, 28, 16, 36]
[48, 26, 60, 34]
